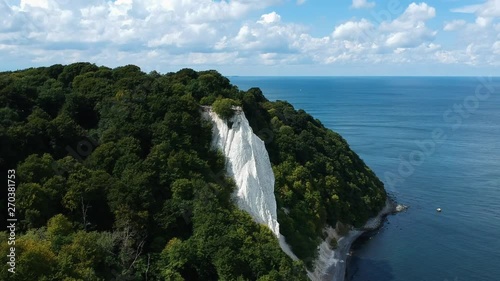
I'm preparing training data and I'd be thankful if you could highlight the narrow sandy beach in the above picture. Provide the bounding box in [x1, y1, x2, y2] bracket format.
[308, 200, 396, 281]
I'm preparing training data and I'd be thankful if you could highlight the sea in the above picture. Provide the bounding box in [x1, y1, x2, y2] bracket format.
[229, 76, 500, 281]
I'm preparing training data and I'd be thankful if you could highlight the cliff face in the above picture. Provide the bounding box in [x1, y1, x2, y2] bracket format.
[204, 106, 391, 281]
[5, 64, 388, 281]
[203, 107, 298, 260]
[203, 107, 280, 236]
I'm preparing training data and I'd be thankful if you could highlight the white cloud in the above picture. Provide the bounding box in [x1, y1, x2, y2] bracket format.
[378, 3, 437, 48]
[452, 0, 500, 18]
[1, 0, 284, 51]
[381, 2, 436, 31]
[444, 20, 466, 31]
[296, 0, 307, 5]
[0, 0, 497, 73]
[493, 41, 500, 54]
[422, 43, 441, 52]
[466, 43, 480, 65]
[234, 3, 442, 66]
[351, 0, 375, 9]
[435, 50, 459, 64]
[227, 13, 306, 54]
[0, 0, 287, 70]
[475, 16, 493, 27]
[443, 0, 499, 66]
[383, 24, 437, 48]
[258, 12, 281, 24]
[332, 19, 374, 40]
[330, 3, 437, 49]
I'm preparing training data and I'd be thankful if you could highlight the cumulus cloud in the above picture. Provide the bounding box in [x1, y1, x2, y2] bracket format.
[493, 41, 500, 54]
[227, 12, 307, 55]
[475, 16, 493, 27]
[442, 0, 500, 66]
[381, 2, 436, 31]
[452, 0, 500, 18]
[0, 0, 284, 67]
[444, 20, 467, 31]
[330, 3, 437, 50]
[258, 12, 281, 24]
[400, 2, 436, 22]
[298, 4, 441, 64]
[379, 3, 437, 48]
[435, 50, 459, 64]
[0, 0, 498, 73]
[351, 0, 375, 9]
[332, 19, 374, 40]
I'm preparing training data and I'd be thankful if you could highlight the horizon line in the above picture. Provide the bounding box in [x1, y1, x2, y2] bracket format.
[227, 75, 500, 78]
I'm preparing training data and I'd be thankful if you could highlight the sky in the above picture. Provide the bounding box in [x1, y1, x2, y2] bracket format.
[0, 0, 499, 76]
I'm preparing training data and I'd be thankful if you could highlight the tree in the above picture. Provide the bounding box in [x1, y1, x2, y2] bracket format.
[12, 231, 58, 281]
[0, 64, 387, 280]
[57, 231, 109, 280]
[63, 167, 112, 230]
[212, 98, 239, 120]
[47, 214, 74, 251]
[36, 78, 66, 117]
[58, 62, 98, 87]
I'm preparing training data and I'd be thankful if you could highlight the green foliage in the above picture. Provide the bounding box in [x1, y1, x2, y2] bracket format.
[212, 98, 238, 120]
[246, 99, 387, 264]
[47, 214, 74, 251]
[15, 235, 58, 280]
[329, 237, 338, 249]
[0, 63, 386, 280]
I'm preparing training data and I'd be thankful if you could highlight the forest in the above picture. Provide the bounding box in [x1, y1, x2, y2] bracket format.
[0, 63, 386, 280]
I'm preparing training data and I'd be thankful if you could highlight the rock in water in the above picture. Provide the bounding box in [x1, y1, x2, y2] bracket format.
[395, 204, 408, 212]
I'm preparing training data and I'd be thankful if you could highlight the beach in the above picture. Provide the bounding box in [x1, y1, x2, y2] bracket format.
[308, 200, 396, 281]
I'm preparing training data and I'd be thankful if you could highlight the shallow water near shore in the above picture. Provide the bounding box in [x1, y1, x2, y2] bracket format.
[230, 76, 500, 281]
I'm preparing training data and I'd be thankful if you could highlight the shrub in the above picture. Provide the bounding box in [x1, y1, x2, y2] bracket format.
[329, 237, 338, 249]
[212, 98, 238, 120]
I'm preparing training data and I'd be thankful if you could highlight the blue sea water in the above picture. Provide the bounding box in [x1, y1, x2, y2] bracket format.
[229, 77, 500, 281]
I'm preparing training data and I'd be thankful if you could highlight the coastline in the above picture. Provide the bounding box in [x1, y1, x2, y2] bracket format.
[308, 199, 397, 281]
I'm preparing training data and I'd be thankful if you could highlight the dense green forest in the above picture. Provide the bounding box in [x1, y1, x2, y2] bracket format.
[0, 63, 386, 280]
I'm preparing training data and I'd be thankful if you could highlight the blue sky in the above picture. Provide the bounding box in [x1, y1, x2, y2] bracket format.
[1, 0, 499, 75]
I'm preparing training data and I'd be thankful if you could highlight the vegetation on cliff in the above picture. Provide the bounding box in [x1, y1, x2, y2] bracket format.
[0, 63, 385, 280]
[211, 98, 239, 120]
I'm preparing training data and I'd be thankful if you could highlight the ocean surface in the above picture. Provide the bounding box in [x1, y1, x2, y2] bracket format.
[229, 77, 500, 281]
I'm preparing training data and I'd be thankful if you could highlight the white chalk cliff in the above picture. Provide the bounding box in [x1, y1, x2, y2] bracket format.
[203, 107, 279, 235]
[203, 107, 296, 259]
[203, 106, 392, 280]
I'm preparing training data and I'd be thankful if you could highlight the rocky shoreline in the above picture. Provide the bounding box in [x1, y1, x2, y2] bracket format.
[308, 199, 403, 281]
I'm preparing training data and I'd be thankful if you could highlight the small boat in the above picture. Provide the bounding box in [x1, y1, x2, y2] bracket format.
[436, 208, 442, 212]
